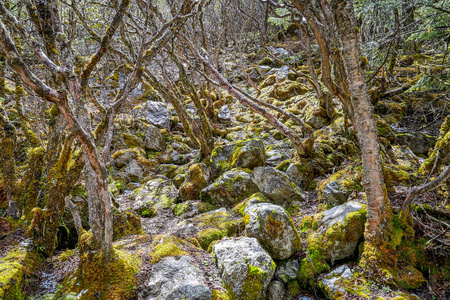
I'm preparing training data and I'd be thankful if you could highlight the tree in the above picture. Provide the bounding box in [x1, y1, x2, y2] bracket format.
[288, 0, 393, 267]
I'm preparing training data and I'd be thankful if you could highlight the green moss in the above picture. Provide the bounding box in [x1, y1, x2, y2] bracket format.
[297, 233, 330, 287]
[113, 210, 144, 241]
[212, 290, 231, 300]
[149, 235, 189, 264]
[59, 231, 140, 300]
[173, 202, 192, 216]
[179, 163, 208, 200]
[287, 280, 301, 297]
[0, 247, 42, 299]
[196, 202, 218, 213]
[139, 207, 157, 218]
[197, 228, 223, 250]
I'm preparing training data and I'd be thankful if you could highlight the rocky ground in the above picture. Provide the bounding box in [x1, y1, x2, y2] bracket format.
[1, 44, 449, 300]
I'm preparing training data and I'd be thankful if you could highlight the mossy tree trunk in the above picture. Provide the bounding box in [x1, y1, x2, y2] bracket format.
[0, 0, 131, 261]
[0, 109, 18, 219]
[332, 0, 392, 251]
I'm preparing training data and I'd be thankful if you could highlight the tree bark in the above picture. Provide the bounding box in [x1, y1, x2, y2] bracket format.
[332, 0, 392, 248]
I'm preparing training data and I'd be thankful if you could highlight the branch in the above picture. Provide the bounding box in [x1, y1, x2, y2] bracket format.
[401, 164, 450, 215]
[80, 0, 131, 88]
[0, 21, 62, 102]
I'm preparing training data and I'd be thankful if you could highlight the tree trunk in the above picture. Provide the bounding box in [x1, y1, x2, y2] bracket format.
[333, 0, 392, 250]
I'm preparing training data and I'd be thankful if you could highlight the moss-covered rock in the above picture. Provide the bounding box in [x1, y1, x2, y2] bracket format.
[213, 237, 276, 300]
[0, 246, 42, 299]
[197, 228, 224, 250]
[200, 168, 259, 207]
[298, 202, 367, 287]
[243, 202, 301, 260]
[130, 177, 179, 213]
[176, 208, 244, 239]
[251, 166, 303, 205]
[317, 164, 363, 206]
[179, 163, 210, 200]
[121, 133, 143, 148]
[304, 105, 330, 129]
[112, 210, 144, 240]
[211, 139, 265, 179]
[149, 235, 189, 264]
[273, 80, 309, 101]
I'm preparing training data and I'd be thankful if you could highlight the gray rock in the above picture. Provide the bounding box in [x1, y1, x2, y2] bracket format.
[265, 281, 286, 300]
[275, 259, 299, 284]
[251, 167, 303, 204]
[218, 105, 231, 122]
[122, 160, 148, 183]
[137, 256, 212, 300]
[265, 150, 286, 165]
[319, 202, 366, 264]
[244, 202, 301, 260]
[321, 180, 352, 207]
[319, 265, 353, 300]
[131, 177, 179, 212]
[286, 163, 306, 189]
[213, 237, 276, 300]
[321, 201, 364, 228]
[211, 139, 265, 178]
[200, 168, 259, 207]
[395, 133, 436, 156]
[135, 101, 171, 129]
[268, 46, 289, 57]
[144, 125, 166, 151]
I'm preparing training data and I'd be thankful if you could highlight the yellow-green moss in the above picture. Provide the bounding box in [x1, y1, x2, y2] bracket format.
[179, 163, 208, 200]
[212, 289, 231, 300]
[60, 231, 140, 300]
[0, 247, 42, 299]
[173, 202, 192, 216]
[58, 249, 75, 262]
[149, 235, 189, 264]
[197, 228, 223, 250]
[112, 210, 144, 240]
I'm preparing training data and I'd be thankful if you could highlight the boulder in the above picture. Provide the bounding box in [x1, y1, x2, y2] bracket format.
[176, 207, 244, 240]
[121, 159, 148, 183]
[134, 101, 171, 129]
[112, 210, 143, 241]
[144, 125, 166, 151]
[266, 281, 286, 300]
[305, 201, 366, 265]
[138, 256, 212, 300]
[131, 177, 179, 214]
[317, 165, 362, 207]
[244, 202, 301, 260]
[212, 237, 276, 300]
[395, 132, 436, 156]
[286, 163, 307, 189]
[304, 106, 330, 129]
[319, 265, 353, 300]
[251, 167, 303, 204]
[319, 201, 367, 264]
[200, 168, 259, 207]
[211, 139, 265, 178]
[179, 163, 210, 200]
